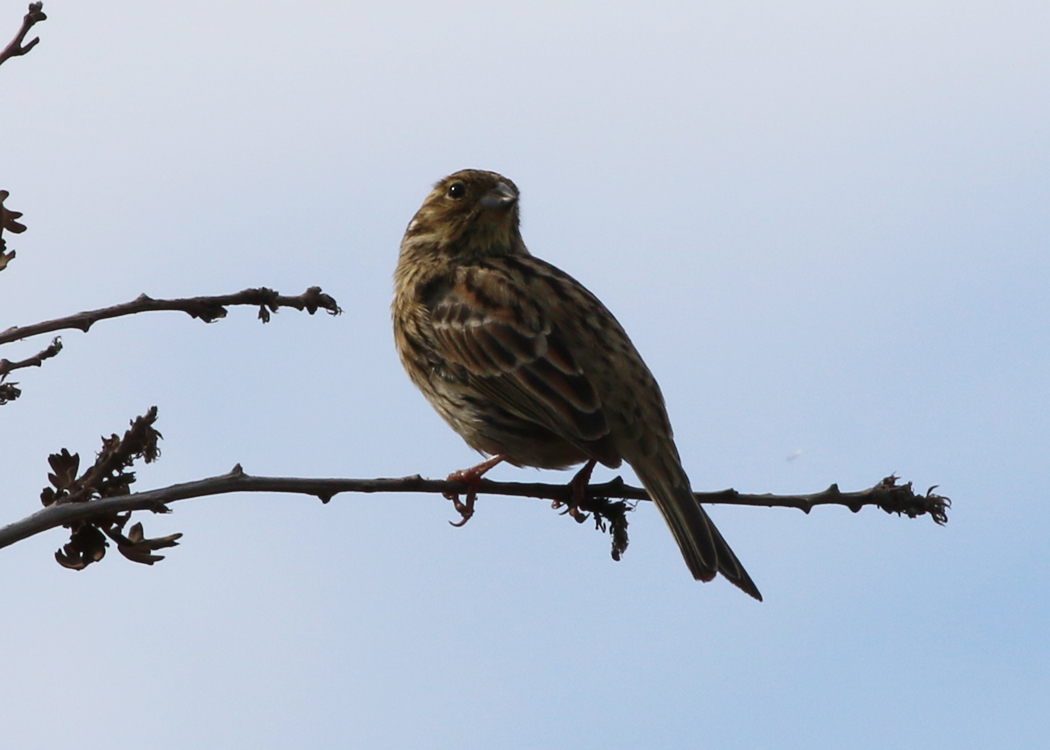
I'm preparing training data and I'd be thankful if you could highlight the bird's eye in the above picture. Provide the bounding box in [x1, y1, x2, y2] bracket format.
[447, 182, 466, 199]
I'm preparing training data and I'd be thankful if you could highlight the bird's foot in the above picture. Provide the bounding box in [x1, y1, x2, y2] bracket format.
[554, 459, 597, 524]
[445, 455, 504, 527]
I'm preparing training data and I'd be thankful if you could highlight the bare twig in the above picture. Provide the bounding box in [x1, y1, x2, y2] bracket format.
[0, 286, 342, 346]
[0, 2, 46, 68]
[0, 335, 61, 377]
[0, 466, 950, 553]
[0, 336, 61, 404]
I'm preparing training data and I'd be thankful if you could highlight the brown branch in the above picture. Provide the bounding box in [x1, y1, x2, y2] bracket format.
[0, 286, 342, 346]
[0, 2, 46, 68]
[0, 466, 950, 553]
[0, 336, 61, 404]
[0, 335, 61, 377]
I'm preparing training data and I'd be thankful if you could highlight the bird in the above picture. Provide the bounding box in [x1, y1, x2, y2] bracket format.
[393, 169, 761, 600]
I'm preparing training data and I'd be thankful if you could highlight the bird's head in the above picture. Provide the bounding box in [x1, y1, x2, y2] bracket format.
[402, 169, 526, 261]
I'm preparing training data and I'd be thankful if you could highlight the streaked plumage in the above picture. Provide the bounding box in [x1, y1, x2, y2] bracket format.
[393, 169, 761, 600]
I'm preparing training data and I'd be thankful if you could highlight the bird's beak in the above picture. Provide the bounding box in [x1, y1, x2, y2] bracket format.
[480, 182, 518, 210]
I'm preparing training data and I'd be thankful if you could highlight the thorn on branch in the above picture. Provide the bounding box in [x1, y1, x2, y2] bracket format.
[164, 291, 228, 324]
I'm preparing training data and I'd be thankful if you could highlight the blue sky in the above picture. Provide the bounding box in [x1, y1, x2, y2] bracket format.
[2, 2, 1048, 747]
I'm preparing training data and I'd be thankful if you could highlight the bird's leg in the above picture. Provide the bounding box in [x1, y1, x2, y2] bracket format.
[445, 455, 504, 527]
[566, 459, 598, 523]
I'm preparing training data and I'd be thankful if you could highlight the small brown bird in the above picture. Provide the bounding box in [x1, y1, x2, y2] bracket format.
[393, 169, 761, 600]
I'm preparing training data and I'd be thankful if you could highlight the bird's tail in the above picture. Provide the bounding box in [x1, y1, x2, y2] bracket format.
[633, 454, 762, 601]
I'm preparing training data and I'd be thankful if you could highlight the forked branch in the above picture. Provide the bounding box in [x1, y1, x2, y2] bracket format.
[0, 2, 46, 68]
[0, 287, 340, 405]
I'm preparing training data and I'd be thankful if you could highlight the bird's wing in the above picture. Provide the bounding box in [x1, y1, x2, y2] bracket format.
[428, 264, 610, 447]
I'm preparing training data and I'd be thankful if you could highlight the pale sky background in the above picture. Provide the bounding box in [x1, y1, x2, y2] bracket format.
[2, 1, 1048, 748]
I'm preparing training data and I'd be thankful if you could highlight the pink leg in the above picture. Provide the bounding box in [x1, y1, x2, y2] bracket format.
[567, 458, 598, 522]
[445, 455, 504, 527]
[570, 459, 597, 505]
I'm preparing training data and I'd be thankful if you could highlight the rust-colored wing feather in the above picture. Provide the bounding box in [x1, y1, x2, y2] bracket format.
[427, 264, 615, 462]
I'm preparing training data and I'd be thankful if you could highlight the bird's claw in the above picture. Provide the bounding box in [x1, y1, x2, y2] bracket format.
[549, 458, 598, 520]
[446, 488, 476, 527]
[444, 455, 503, 527]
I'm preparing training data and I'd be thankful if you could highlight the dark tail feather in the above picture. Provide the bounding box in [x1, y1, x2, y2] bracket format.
[700, 502, 763, 601]
[635, 460, 762, 601]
